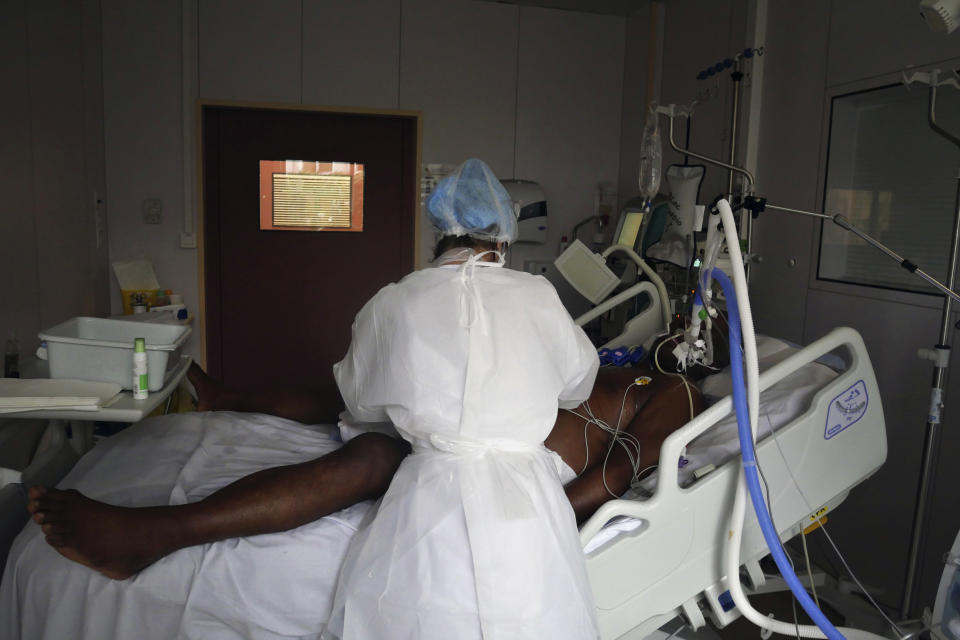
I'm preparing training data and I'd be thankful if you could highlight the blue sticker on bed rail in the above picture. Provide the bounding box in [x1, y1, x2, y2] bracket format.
[824, 379, 868, 440]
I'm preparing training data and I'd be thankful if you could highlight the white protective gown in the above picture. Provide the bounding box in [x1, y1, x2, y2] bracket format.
[325, 253, 601, 639]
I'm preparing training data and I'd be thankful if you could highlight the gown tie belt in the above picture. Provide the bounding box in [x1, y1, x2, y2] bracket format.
[415, 432, 543, 457]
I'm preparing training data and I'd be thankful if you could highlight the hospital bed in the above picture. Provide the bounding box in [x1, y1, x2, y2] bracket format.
[0, 327, 885, 640]
[581, 326, 886, 639]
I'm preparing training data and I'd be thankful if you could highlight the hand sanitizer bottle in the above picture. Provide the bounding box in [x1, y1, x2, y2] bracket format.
[132, 337, 148, 399]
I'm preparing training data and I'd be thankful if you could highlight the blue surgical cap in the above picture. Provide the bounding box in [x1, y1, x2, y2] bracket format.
[425, 159, 518, 244]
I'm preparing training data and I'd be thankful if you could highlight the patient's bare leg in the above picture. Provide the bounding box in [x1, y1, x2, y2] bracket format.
[27, 432, 410, 579]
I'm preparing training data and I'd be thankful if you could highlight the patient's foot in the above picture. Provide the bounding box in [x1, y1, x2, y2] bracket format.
[27, 486, 179, 580]
[187, 361, 222, 412]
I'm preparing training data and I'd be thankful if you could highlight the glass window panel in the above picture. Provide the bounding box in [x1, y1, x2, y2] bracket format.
[819, 83, 960, 293]
[259, 160, 364, 232]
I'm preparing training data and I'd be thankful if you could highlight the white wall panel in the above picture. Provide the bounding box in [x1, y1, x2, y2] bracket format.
[750, 0, 830, 343]
[827, 0, 960, 88]
[399, 0, 519, 266]
[302, 0, 401, 109]
[199, 0, 301, 103]
[0, 0, 108, 353]
[102, 0, 200, 359]
[0, 0, 41, 349]
[618, 6, 652, 212]
[513, 5, 625, 279]
[82, 0, 111, 316]
[400, 0, 518, 172]
[29, 1, 104, 331]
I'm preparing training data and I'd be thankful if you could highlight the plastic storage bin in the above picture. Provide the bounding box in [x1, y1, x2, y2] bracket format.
[39, 317, 191, 392]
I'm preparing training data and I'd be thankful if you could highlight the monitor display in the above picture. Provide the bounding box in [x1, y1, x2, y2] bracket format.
[616, 210, 645, 249]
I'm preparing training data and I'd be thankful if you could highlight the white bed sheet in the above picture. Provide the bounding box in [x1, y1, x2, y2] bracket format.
[679, 336, 838, 487]
[0, 339, 839, 639]
[1, 411, 371, 640]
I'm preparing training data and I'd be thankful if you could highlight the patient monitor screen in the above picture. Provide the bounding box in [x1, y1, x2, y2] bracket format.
[616, 211, 645, 249]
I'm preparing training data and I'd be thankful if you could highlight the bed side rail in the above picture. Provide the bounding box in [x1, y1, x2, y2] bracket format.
[580, 326, 877, 542]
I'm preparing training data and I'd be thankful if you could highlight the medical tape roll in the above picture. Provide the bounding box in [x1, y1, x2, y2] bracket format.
[646, 165, 705, 267]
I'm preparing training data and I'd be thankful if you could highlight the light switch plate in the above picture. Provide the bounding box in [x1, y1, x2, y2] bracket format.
[143, 198, 162, 224]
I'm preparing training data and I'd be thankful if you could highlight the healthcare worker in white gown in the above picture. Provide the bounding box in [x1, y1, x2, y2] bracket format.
[324, 158, 601, 639]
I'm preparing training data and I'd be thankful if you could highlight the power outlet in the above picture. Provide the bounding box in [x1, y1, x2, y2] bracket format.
[525, 260, 553, 276]
[143, 197, 162, 224]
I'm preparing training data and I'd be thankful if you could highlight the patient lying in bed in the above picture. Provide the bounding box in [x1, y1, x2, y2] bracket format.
[2, 327, 750, 638]
[21, 319, 729, 587]
[4, 328, 867, 640]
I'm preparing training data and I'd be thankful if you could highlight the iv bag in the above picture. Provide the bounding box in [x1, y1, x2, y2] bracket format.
[638, 101, 662, 206]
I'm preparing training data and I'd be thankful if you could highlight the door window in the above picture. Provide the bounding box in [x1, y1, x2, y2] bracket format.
[259, 160, 364, 232]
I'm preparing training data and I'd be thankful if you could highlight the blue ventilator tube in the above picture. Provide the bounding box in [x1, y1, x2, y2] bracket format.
[711, 268, 846, 640]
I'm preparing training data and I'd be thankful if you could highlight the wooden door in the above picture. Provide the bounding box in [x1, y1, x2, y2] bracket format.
[202, 105, 418, 420]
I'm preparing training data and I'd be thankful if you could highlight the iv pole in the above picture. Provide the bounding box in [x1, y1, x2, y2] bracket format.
[659, 67, 960, 620]
[660, 50, 762, 279]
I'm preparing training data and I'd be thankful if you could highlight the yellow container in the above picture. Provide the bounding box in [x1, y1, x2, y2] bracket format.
[121, 289, 160, 315]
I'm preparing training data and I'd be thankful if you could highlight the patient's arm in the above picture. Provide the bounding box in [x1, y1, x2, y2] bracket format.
[28, 432, 410, 580]
[29, 365, 702, 579]
[189, 362, 342, 424]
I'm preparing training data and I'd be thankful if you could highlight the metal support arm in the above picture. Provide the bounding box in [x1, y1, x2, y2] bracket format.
[764, 204, 960, 304]
[659, 105, 756, 191]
